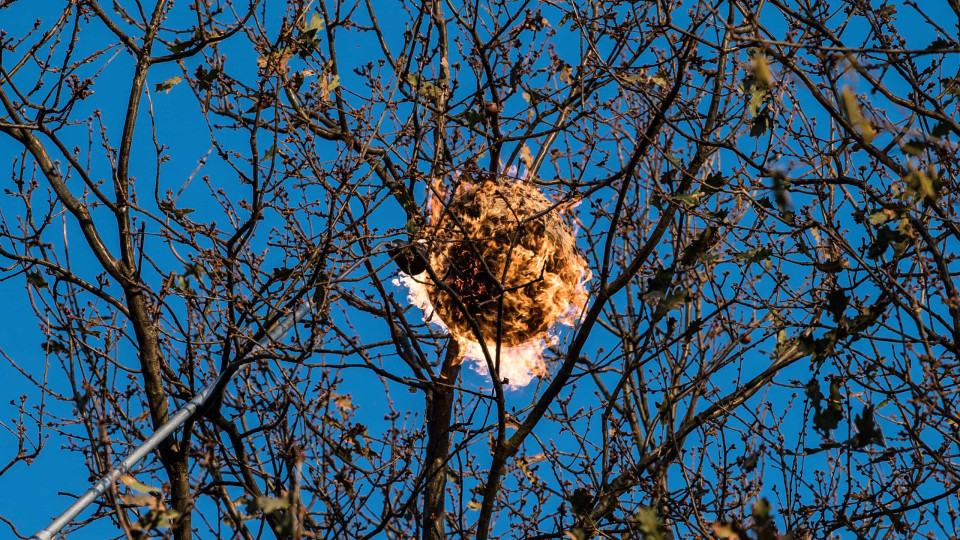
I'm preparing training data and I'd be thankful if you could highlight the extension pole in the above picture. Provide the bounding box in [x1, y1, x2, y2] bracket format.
[29, 300, 313, 540]
[28, 240, 392, 540]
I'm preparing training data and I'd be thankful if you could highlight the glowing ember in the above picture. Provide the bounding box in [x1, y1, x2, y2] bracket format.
[393, 174, 590, 387]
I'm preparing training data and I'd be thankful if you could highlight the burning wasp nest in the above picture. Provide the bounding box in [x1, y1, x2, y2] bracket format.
[398, 175, 589, 359]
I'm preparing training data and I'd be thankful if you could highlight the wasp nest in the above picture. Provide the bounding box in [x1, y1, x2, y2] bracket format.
[424, 177, 588, 348]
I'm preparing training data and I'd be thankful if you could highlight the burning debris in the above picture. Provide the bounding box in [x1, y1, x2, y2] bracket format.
[394, 173, 589, 387]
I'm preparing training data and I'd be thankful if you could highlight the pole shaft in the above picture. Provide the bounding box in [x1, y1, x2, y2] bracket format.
[29, 301, 312, 540]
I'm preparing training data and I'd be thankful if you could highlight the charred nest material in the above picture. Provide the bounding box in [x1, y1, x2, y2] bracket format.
[425, 177, 587, 347]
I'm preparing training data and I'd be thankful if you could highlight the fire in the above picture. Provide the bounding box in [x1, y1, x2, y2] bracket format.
[393, 173, 589, 388]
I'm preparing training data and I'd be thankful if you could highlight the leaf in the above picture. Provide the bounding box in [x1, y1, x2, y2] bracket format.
[520, 144, 533, 171]
[154, 76, 183, 94]
[568, 487, 593, 515]
[139, 508, 180, 530]
[159, 200, 196, 218]
[517, 454, 543, 485]
[167, 40, 194, 54]
[679, 226, 719, 266]
[900, 138, 924, 156]
[851, 405, 885, 448]
[303, 12, 324, 36]
[664, 151, 682, 168]
[405, 74, 443, 99]
[672, 191, 702, 207]
[26, 271, 47, 289]
[752, 498, 777, 540]
[194, 65, 220, 91]
[464, 109, 484, 126]
[903, 168, 937, 201]
[812, 380, 844, 435]
[257, 48, 294, 73]
[867, 208, 898, 225]
[249, 495, 291, 515]
[805, 377, 824, 407]
[660, 288, 689, 312]
[867, 224, 909, 259]
[750, 107, 772, 137]
[42, 340, 68, 355]
[752, 54, 773, 88]
[925, 37, 951, 52]
[701, 172, 728, 196]
[636, 506, 667, 540]
[814, 258, 846, 273]
[643, 266, 674, 299]
[826, 288, 849, 322]
[879, 4, 897, 22]
[735, 246, 772, 264]
[711, 521, 745, 539]
[748, 87, 767, 118]
[769, 172, 793, 218]
[931, 120, 951, 138]
[120, 474, 162, 495]
[326, 74, 340, 92]
[841, 87, 877, 143]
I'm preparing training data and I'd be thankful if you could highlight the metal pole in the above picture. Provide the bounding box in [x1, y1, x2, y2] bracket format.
[29, 300, 313, 540]
[28, 240, 391, 540]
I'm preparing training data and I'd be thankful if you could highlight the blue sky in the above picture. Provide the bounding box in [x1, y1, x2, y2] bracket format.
[2, 1, 958, 538]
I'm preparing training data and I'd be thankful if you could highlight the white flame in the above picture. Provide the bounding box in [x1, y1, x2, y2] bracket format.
[393, 270, 589, 389]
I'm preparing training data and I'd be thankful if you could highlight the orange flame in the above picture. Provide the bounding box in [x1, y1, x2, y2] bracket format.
[393, 174, 590, 388]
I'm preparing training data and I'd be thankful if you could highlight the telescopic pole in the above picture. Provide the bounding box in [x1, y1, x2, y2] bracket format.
[29, 241, 391, 540]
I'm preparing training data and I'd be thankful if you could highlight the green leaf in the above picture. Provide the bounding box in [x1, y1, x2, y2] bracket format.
[664, 151, 682, 168]
[464, 110, 485, 126]
[841, 87, 877, 143]
[750, 107, 772, 137]
[672, 191, 702, 207]
[770, 172, 793, 218]
[26, 271, 47, 289]
[636, 506, 666, 540]
[249, 495, 291, 515]
[925, 37, 951, 52]
[678, 226, 719, 266]
[304, 12, 324, 35]
[120, 474, 162, 495]
[42, 340, 68, 355]
[643, 266, 674, 299]
[879, 4, 897, 22]
[867, 224, 909, 259]
[158, 200, 196, 218]
[747, 81, 767, 117]
[752, 498, 777, 540]
[405, 74, 443, 99]
[568, 487, 594, 515]
[812, 380, 844, 435]
[932, 120, 951, 138]
[900, 138, 924, 156]
[735, 246, 772, 264]
[826, 288, 849, 322]
[903, 168, 937, 201]
[851, 405, 885, 448]
[805, 377, 824, 407]
[701, 172, 728, 196]
[154, 76, 183, 94]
